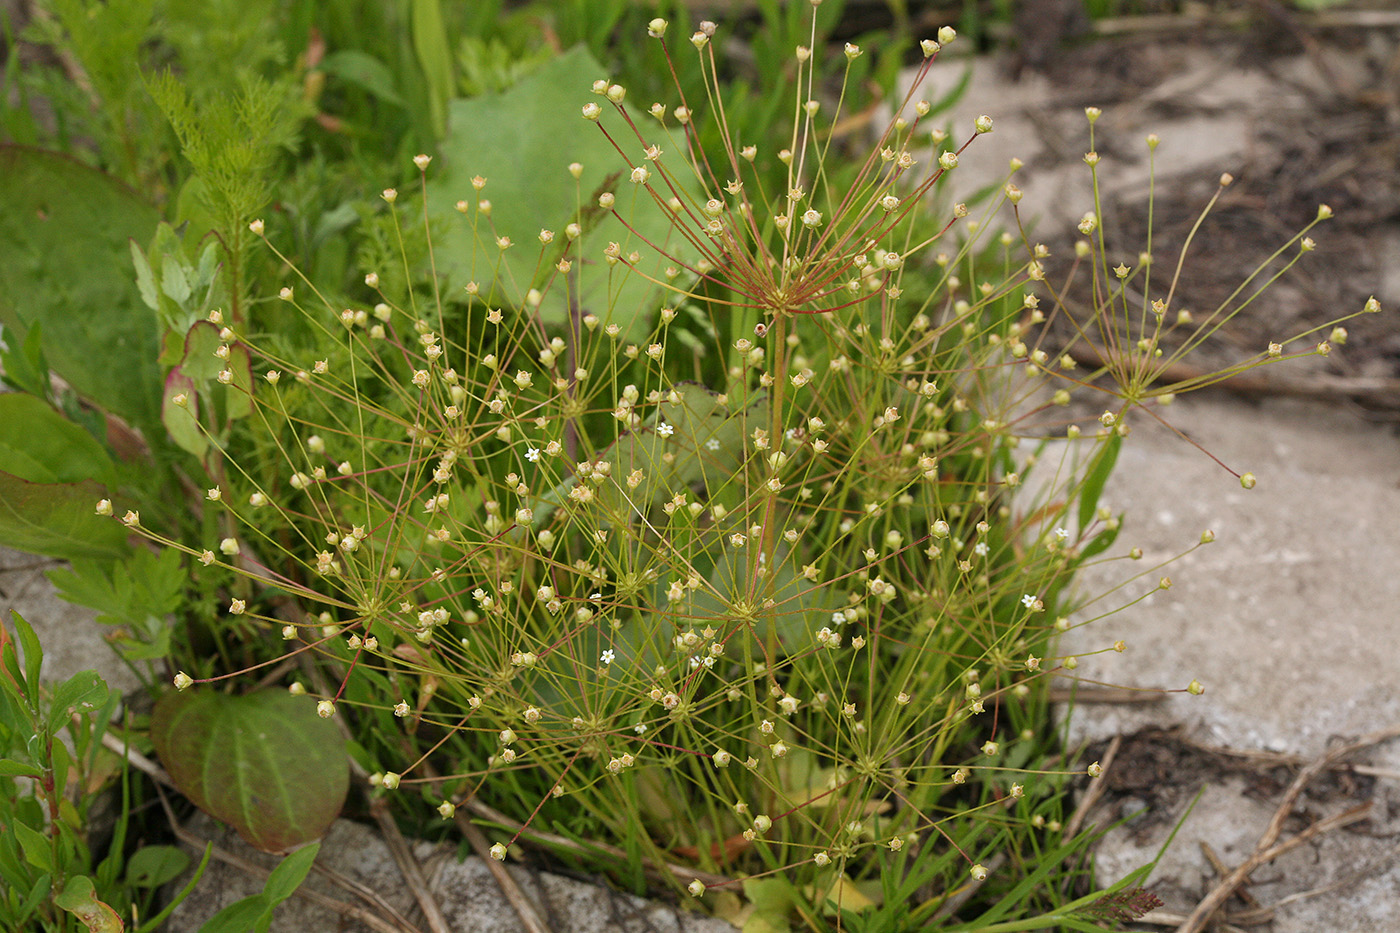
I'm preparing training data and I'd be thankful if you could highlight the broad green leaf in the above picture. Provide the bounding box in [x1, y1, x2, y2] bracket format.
[0, 147, 162, 431]
[125, 845, 190, 888]
[528, 383, 766, 533]
[742, 877, 794, 933]
[0, 393, 116, 487]
[0, 472, 129, 560]
[178, 321, 224, 384]
[429, 46, 701, 344]
[150, 690, 348, 853]
[0, 394, 123, 563]
[55, 875, 124, 933]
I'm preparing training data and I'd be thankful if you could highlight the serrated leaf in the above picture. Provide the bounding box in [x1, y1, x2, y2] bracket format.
[151, 690, 348, 853]
[428, 46, 700, 344]
[0, 147, 162, 431]
[161, 252, 192, 305]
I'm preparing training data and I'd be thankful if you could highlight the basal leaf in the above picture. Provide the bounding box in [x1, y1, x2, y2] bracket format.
[150, 690, 348, 853]
[0, 147, 162, 431]
[0, 393, 116, 487]
[0, 473, 128, 562]
[429, 46, 700, 344]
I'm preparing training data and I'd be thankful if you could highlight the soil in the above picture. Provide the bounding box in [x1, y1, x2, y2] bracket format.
[1024, 11, 1400, 408]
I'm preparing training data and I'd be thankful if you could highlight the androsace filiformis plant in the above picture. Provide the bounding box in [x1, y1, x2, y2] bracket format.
[102, 6, 1383, 929]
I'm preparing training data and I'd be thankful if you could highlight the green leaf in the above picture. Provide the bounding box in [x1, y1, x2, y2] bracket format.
[55, 874, 124, 933]
[0, 472, 129, 561]
[130, 240, 160, 313]
[411, 0, 453, 137]
[14, 819, 55, 874]
[0, 393, 116, 487]
[125, 845, 190, 888]
[429, 46, 701, 344]
[320, 50, 406, 108]
[261, 841, 319, 904]
[0, 758, 44, 778]
[46, 669, 109, 734]
[742, 877, 794, 933]
[0, 147, 162, 431]
[196, 898, 268, 933]
[1076, 432, 1121, 534]
[528, 384, 766, 533]
[162, 369, 209, 460]
[0, 320, 52, 399]
[1076, 520, 1121, 562]
[150, 690, 348, 853]
[193, 843, 318, 933]
[10, 610, 43, 701]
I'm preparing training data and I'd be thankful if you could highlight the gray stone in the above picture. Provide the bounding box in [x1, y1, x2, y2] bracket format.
[1056, 396, 1400, 932]
[165, 817, 737, 933]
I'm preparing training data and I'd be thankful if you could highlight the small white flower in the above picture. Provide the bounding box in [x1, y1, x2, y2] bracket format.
[657, 422, 674, 437]
[600, 649, 615, 665]
[526, 447, 541, 463]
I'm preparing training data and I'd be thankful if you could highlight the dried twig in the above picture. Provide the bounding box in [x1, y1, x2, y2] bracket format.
[149, 782, 419, 933]
[415, 760, 556, 933]
[1173, 725, 1400, 933]
[462, 796, 733, 889]
[103, 732, 425, 933]
[1047, 686, 1168, 704]
[1064, 734, 1121, 841]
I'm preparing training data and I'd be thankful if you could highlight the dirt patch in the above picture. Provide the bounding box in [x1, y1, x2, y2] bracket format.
[1029, 19, 1400, 404]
